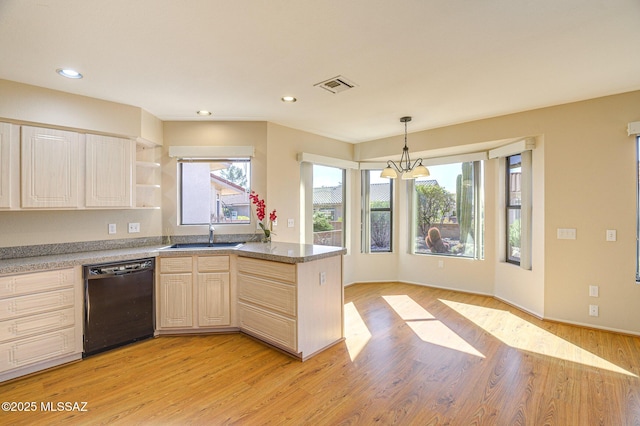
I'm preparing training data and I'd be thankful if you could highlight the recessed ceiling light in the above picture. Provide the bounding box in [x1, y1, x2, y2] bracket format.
[196, 110, 212, 116]
[281, 96, 297, 103]
[56, 68, 83, 79]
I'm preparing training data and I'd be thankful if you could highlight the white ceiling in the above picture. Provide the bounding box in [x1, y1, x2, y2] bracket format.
[1, 0, 639, 143]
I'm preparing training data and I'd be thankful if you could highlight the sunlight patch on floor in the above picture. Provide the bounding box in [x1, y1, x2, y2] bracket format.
[344, 301, 372, 361]
[383, 295, 485, 358]
[440, 299, 636, 377]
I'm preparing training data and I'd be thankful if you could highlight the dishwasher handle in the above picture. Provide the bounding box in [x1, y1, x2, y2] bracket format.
[86, 259, 154, 278]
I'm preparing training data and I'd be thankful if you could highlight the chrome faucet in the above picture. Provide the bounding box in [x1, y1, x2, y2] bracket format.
[209, 224, 215, 245]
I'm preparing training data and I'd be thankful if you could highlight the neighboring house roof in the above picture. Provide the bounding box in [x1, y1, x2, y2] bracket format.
[220, 192, 249, 206]
[370, 183, 390, 203]
[313, 179, 439, 206]
[314, 186, 343, 205]
[210, 174, 249, 206]
[210, 174, 246, 195]
[415, 179, 438, 187]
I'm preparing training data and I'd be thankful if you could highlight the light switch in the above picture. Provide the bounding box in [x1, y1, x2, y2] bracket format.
[108, 224, 117, 234]
[287, 219, 294, 228]
[606, 229, 616, 242]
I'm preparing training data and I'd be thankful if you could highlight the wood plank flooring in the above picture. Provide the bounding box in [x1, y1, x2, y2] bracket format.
[2, 282, 640, 425]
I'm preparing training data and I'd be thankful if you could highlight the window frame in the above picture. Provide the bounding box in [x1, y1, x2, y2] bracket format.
[178, 158, 252, 226]
[506, 154, 522, 265]
[408, 160, 484, 259]
[311, 164, 347, 248]
[361, 170, 393, 253]
[636, 136, 640, 281]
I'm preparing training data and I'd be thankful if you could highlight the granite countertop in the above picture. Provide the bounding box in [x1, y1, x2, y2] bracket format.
[0, 241, 346, 275]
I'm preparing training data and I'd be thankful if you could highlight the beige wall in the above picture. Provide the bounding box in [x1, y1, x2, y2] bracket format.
[161, 121, 268, 239]
[265, 122, 354, 244]
[161, 121, 355, 245]
[2, 76, 640, 335]
[357, 90, 640, 334]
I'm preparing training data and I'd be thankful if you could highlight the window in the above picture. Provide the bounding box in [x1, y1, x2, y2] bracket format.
[362, 170, 393, 253]
[411, 161, 483, 258]
[489, 140, 533, 269]
[312, 164, 345, 247]
[506, 154, 522, 264]
[179, 160, 251, 225]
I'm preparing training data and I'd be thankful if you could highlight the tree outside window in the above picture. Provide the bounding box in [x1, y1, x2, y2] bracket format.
[413, 162, 481, 258]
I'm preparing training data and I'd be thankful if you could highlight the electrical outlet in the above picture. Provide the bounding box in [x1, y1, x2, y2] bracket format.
[606, 229, 617, 242]
[287, 218, 294, 228]
[589, 285, 599, 297]
[128, 222, 140, 233]
[438, 260, 444, 269]
[557, 228, 577, 240]
[589, 305, 599, 317]
[319, 271, 326, 285]
[108, 223, 117, 234]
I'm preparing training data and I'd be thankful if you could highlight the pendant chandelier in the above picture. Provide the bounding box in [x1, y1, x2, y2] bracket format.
[380, 116, 430, 180]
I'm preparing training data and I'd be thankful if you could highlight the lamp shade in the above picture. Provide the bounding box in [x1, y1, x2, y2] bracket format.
[380, 167, 398, 179]
[412, 164, 430, 178]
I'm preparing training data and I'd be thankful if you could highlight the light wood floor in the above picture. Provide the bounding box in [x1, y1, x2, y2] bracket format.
[2, 282, 640, 425]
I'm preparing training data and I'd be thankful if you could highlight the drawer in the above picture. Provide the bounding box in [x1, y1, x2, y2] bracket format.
[0, 288, 75, 321]
[237, 257, 296, 283]
[238, 273, 296, 317]
[160, 256, 192, 273]
[238, 302, 296, 351]
[197, 255, 229, 272]
[0, 327, 76, 373]
[0, 307, 75, 342]
[0, 269, 74, 299]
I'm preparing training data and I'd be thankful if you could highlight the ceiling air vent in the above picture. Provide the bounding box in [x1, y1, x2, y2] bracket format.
[314, 75, 357, 94]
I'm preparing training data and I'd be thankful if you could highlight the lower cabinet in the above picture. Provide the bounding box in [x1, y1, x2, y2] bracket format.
[157, 255, 231, 331]
[0, 268, 82, 382]
[237, 255, 343, 360]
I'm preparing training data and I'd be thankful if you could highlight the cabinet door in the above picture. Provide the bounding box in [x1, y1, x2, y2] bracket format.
[197, 272, 230, 326]
[21, 126, 81, 208]
[159, 274, 193, 328]
[85, 134, 134, 207]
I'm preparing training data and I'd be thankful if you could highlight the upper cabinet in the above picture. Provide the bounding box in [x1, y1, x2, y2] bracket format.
[0, 123, 19, 209]
[11, 124, 158, 210]
[85, 134, 134, 208]
[21, 126, 81, 209]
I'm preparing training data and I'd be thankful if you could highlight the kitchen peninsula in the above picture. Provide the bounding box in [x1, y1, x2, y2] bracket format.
[0, 241, 346, 382]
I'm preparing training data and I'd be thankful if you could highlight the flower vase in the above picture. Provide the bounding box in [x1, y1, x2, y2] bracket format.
[262, 232, 271, 243]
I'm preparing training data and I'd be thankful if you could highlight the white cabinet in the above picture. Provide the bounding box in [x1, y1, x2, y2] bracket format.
[0, 268, 83, 382]
[21, 126, 82, 208]
[237, 256, 343, 360]
[0, 122, 19, 209]
[157, 255, 231, 331]
[85, 134, 134, 207]
[135, 139, 161, 209]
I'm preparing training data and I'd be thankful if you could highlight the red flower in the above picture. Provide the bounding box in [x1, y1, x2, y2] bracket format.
[250, 191, 277, 224]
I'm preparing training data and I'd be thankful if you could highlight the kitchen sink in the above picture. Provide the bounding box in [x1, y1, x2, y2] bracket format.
[167, 242, 244, 249]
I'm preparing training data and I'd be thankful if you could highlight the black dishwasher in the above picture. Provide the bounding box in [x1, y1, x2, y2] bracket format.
[83, 258, 155, 357]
